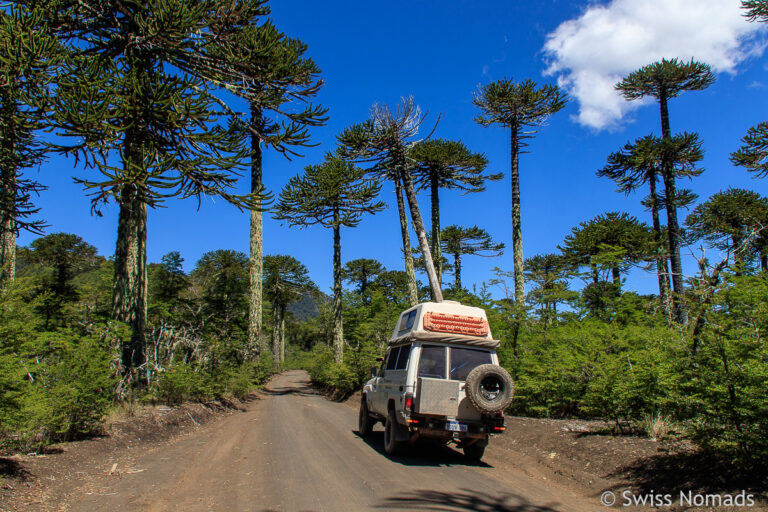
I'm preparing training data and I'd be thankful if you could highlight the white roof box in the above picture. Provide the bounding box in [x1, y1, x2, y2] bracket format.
[388, 301, 500, 349]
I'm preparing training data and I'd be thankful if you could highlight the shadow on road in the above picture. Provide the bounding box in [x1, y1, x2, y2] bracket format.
[356, 431, 493, 469]
[376, 489, 561, 511]
[606, 450, 767, 497]
[262, 384, 320, 397]
[0, 457, 33, 482]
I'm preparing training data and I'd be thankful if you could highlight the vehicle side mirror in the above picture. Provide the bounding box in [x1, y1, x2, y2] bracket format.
[370, 366, 379, 378]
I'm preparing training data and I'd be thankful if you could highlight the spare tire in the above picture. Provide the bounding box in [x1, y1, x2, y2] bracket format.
[465, 364, 514, 414]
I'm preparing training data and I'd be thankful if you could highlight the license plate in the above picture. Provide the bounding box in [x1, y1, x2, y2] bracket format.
[445, 421, 468, 432]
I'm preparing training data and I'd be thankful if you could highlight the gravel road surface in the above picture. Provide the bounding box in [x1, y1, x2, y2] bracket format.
[66, 370, 597, 511]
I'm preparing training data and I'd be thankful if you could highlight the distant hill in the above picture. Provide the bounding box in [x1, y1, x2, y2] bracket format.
[287, 291, 330, 321]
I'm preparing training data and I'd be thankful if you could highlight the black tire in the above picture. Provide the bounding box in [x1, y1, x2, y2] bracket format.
[384, 409, 405, 456]
[465, 364, 514, 414]
[463, 441, 486, 461]
[358, 397, 374, 437]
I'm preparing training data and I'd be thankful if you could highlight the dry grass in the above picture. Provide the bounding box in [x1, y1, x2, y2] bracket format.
[639, 412, 673, 441]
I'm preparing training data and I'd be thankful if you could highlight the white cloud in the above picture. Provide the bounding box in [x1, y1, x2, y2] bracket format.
[543, 0, 766, 130]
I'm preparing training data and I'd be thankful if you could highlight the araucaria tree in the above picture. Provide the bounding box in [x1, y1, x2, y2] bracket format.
[262, 254, 314, 364]
[439, 225, 504, 290]
[409, 139, 498, 281]
[598, 134, 703, 320]
[0, 7, 59, 290]
[560, 212, 655, 288]
[731, 122, 768, 178]
[616, 58, 715, 324]
[473, 78, 566, 305]
[47, 1, 266, 374]
[210, 22, 326, 360]
[685, 188, 768, 272]
[338, 96, 443, 303]
[275, 154, 383, 364]
[342, 258, 385, 304]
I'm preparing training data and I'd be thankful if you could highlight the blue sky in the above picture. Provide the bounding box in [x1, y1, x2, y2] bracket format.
[20, 0, 768, 298]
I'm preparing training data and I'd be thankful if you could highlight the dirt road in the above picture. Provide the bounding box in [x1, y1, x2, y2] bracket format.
[64, 371, 598, 511]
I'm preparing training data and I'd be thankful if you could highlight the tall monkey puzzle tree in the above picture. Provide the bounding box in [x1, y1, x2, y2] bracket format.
[473, 78, 566, 305]
[616, 58, 715, 324]
[731, 122, 768, 178]
[274, 154, 384, 364]
[685, 188, 768, 272]
[262, 254, 313, 364]
[338, 96, 443, 303]
[439, 225, 504, 290]
[42, 0, 268, 374]
[409, 139, 499, 281]
[342, 258, 385, 304]
[0, 7, 59, 290]
[209, 22, 326, 360]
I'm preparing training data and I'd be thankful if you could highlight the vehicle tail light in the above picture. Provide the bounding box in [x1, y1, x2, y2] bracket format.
[493, 426, 506, 431]
[404, 395, 414, 411]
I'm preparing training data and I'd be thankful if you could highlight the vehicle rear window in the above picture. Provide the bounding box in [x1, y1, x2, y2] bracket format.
[449, 347, 492, 381]
[386, 346, 400, 370]
[417, 345, 446, 379]
[395, 344, 411, 370]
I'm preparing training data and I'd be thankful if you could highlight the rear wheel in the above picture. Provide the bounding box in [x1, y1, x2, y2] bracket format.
[384, 409, 405, 456]
[463, 441, 486, 460]
[358, 398, 374, 437]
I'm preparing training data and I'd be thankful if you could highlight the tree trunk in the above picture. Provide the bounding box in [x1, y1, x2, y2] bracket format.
[510, 127, 525, 304]
[430, 172, 442, 283]
[248, 105, 264, 360]
[612, 265, 621, 288]
[648, 172, 672, 322]
[453, 252, 462, 290]
[0, 163, 15, 292]
[400, 167, 443, 302]
[332, 216, 344, 365]
[271, 303, 280, 363]
[279, 304, 286, 364]
[113, 185, 148, 373]
[659, 93, 688, 325]
[0, 92, 16, 291]
[394, 174, 418, 305]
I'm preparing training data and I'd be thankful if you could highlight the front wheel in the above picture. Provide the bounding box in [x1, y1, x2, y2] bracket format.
[358, 398, 374, 437]
[384, 409, 405, 456]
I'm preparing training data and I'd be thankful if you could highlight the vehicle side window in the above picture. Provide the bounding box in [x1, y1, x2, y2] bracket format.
[385, 346, 400, 370]
[418, 345, 446, 379]
[449, 347, 493, 381]
[395, 344, 411, 370]
[398, 310, 418, 334]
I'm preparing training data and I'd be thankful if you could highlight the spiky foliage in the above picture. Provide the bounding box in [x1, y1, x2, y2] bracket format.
[473, 77, 567, 304]
[524, 254, 577, 326]
[439, 225, 504, 290]
[274, 155, 384, 363]
[560, 212, 656, 288]
[409, 139, 499, 280]
[342, 258, 385, 304]
[616, 58, 714, 324]
[731, 122, 768, 179]
[208, 21, 327, 359]
[686, 189, 768, 272]
[37, 0, 269, 373]
[0, 7, 61, 289]
[598, 133, 702, 320]
[263, 254, 314, 364]
[337, 96, 443, 303]
[742, 0, 768, 22]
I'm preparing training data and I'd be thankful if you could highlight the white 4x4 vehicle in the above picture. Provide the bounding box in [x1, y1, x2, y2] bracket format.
[358, 301, 514, 460]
